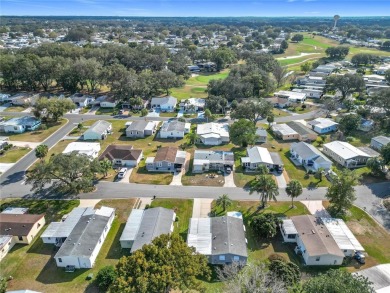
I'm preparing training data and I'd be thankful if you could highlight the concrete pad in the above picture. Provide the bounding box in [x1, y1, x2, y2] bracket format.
[139, 197, 153, 209]
[170, 169, 183, 186]
[9, 141, 40, 148]
[274, 172, 287, 188]
[22, 107, 32, 113]
[192, 198, 213, 218]
[223, 170, 236, 187]
[78, 199, 101, 208]
[0, 163, 15, 173]
[301, 200, 330, 218]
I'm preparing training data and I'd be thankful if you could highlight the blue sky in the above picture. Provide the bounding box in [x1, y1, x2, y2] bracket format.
[1, 0, 389, 16]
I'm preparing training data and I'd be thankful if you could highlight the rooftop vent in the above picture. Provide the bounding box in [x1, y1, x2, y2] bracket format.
[311, 230, 316, 234]
[224, 242, 227, 245]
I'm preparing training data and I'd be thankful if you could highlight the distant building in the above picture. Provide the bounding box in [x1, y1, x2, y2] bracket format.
[125, 121, 158, 138]
[255, 128, 267, 143]
[151, 96, 177, 112]
[323, 141, 372, 168]
[99, 145, 143, 167]
[187, 212, 248, 265]
[290, 142, 332, 172]
[0, 116, 41, 134]
[146, 146, 188, 172]
[159, 120, 190, 139]
[62, 142, 101, 159]
[120, 208, 175, 252]
[83, 120, 112, 140]
[371, 136, 390, 151]
[193, 150, 234, 173]
[241, 146, 283, 172]
[196, 123, 230, 145]
[358, 119, 375, 132]
[307, 118, 338, 134]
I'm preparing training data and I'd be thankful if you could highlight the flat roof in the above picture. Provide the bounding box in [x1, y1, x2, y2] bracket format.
[63, 142, 101, 156]
[321, 218, 364, 252]
[282, 219, 298, 235]
[272, 124, 298, 136]
[194, 150, 234, 164]
[274, 90, 306, 99]
[308, 118, 338, 128]
[197, 123, 229, 137]
[120, 209, 144, 243]
[324, 141, 371, 160]
[1, 207, 28, 214]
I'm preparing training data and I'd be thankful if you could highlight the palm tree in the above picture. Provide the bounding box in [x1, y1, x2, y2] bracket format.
[100, 159, 113, 178]
[35, 144, 48, 161]
[257, 164, 269, 175]
[216, 194, 233, 212]
[250, 175, 279, 209]
[285, 179, 303, 208]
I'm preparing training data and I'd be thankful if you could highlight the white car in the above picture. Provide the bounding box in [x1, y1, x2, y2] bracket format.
[117, 168, 128, 179]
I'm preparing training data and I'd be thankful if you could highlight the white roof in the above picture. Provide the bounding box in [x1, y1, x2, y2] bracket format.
[227, 211, 243, 219]
[282, 219, 298, 235]
[308, 118, 338, 129]
[194, 150, 234, 164]
[120, 209, 144, 242]
[63, 142, 101, 157]
[145, 157, 155, 163]
[1, 207, 28, 214]
[324, 141, 371, 160]
[272, 124, 298, 136]
[274, 90, 306, 100]
[197, 123, 229, 138]
[41, 207, 98, 239]
[187, 218, 212, 255]
[84, 120, 111, 135]
[245, 146, 274, 165]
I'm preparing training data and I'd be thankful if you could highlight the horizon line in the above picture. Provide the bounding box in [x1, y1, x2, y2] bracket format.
[1, 15, 390, 18]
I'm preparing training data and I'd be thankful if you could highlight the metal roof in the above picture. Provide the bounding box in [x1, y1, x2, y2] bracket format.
[120, 209, 144, 243]
[324, 141, 371, 160]
[372, 136, 390, 146]
[84, 120, 111, 135]
[187, 214, 247, 258]
[130, 208, 175, 253]
[62, 142, 100, 157]
[194, 150, 234, 165]
[1, 207, 28, 214]
[54, 207, 114, 258]
[282, 219, 298, 235]
[197, 123, 229, 137]
[41, 207, 101, 239]
[320, 218, 364, 252]
[0, 235, 12, 250]
[291, 142, 331, 163]
[272, 124, 298, 136]
[160, 120, 186, 132]
[245, 146, 274, 165]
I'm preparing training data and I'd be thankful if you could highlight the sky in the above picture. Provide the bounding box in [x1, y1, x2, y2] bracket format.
[1, 0, 389, 17]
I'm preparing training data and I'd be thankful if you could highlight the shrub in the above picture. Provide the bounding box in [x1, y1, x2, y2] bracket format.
[269, 260, 300, 286]
[175, 216, 179, 222]
[268, 253, 286, 263]
[95, 266, 116, 291]
[346, 136, 354, 142]
[250, 213, 281, 239]
[145, 204, 150, 209]
[40, 124, 47, 131]
[140, 108, 148, 117]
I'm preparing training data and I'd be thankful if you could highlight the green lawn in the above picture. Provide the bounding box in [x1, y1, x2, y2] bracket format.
[7, 119, 67, 142]
[0, 146, 30, 163]
[150, 198, 193, 241]
[95, 107, 116, 115]
[0, 199, 135, 293]
[4, 106, 26, 112]
[130, 166, 173, 185]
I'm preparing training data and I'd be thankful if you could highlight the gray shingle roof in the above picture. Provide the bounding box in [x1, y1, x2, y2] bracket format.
[286, 121, 317, 136]
[211, 216, 247, 257]
[161, 120, 185, 132]
[131, 207, 175, 252]
[151, 96, 177, 106]
[85, 120, 111, 135]
[372, 136, 390, 146]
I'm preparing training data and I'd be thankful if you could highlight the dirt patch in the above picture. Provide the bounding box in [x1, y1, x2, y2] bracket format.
[182, 172, 225, 187]
[347, 221, 368, 235]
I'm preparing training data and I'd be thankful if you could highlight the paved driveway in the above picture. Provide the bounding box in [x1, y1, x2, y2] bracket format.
[223, 170, 236, 187]
[192, 198, 213, 218]
[301, 200, 330, 218]
[170, 169, 183, 186]
[10, 141, 40, 149]
[274, 172, 287, 188]
[117, 167, 133, 183]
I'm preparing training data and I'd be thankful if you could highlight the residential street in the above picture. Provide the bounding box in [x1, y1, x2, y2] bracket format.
[1, 109, 389, 231]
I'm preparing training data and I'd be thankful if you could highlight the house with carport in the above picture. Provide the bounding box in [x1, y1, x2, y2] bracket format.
[196, 123, 230, 145]
[290, 142, 332, 171]
[120, 207, 175, 252]
[146, 146, 188, 172]
[125, 121, 158, 138]
[193, 150, 234, 173]
[241, 146, 284, 172]
[159, 120, 190, 139]
[187, 212, 248, 265]
[151, 96, 177, 112]
[54, 206, 115, 269]
[83, 120, 112, 140]
[307, 118, 338, 134]
[62, 142, 101, 159]
[322, 141, 372, 168]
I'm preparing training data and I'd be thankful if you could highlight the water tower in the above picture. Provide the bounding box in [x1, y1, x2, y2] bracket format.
[333, 15, 340, 30]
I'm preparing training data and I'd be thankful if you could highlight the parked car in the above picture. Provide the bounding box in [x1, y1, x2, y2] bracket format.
[354, 251, 366, 264]
[225, 166, 232, 174]
[118, 168, 128, 179]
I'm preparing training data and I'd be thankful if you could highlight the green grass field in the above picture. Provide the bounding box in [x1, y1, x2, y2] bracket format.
[0, 146, 31, 163]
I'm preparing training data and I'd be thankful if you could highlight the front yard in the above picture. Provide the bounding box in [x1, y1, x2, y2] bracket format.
[0, 198, 135, 293]
[130, 165, 174, 185]
[7, 119, 67, 142]
[0, 146, 30, 163]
